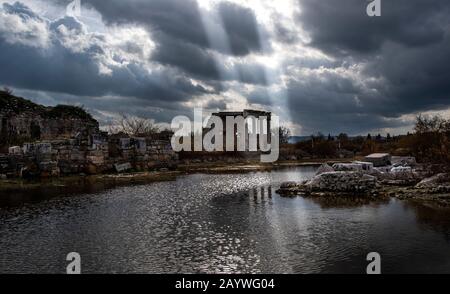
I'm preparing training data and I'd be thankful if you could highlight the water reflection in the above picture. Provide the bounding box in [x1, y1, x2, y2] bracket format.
[306, 195, 390, 209]
[1, 167, 450, 273]
[402, 202, 450, 241]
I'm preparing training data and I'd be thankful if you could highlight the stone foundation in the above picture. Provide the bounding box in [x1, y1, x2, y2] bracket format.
[0, 135, 178, 179]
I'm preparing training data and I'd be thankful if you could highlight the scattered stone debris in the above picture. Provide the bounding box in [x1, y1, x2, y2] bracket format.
[333, 161, 373, 172]
[380, 184, 450, 207]
[277, 171, 377, 197]
[332, 163, 364, 172]
[278, 154, 450, 206]
[114, 163, 132, 173]
[308, 172, 376, 192]
[416, 173, 450, 188]
[315, 163, 334, 175]
[364, 153, 392, 167]
[391, 166, 412, 173]
[376, 166, 421, 186]
[392, 156, 417, 167]
[8, 146, 21, 155]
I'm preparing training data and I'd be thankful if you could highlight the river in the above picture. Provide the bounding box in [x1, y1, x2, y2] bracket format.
[1, 166, 450, 273]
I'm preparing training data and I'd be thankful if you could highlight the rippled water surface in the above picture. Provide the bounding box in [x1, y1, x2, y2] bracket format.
[1, 167, 450, 273]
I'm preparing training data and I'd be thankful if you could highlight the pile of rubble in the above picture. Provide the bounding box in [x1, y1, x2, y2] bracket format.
[413, 173, 450, 194]
[277, 154, 450, 200]
[277, 170, 378, 197]
[307, 172, 377, 193]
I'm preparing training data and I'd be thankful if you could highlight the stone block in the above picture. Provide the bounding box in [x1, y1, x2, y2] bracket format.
[114, 162, 132, 173]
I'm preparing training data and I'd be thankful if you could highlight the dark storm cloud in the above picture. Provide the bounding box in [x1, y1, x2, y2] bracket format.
[15, 88, 194, 125]
[0, 40, 209, 104]
[248, 73, 409, 135]
[0, 38, 209, 103]
[279, 49, 450, 134]
[152, 34, 221, 80]
[152, 33, 268, 85]
[3, 1, 38, 18]
[284, 74, 393, 134]
[0, 39, 209, 102]
[80, 0, 266, 82]
[81, 0, 218, 78]
[2, 0, 449, 134]
[205, 99, 227, 110]
[0, 4, 210, 107]
[247, 0, 450, 134]
[149, 31, 268, 86]
[373, 38, 450, 114]
[298, 0, 449, 55]
[235, 63, 268, 85]
[87, 0, 209, 49]
[217, 2, 263, 56]
[85, 0, 263, 56]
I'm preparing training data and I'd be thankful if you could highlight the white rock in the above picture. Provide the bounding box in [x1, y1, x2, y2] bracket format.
[416, 173, 449, 188]
[307, 171, 376, 192]
[114, 162, 132, 172]
[315, 163, 334, 175]
[333, 163, 363, 172]
[391, 166, 412, 173]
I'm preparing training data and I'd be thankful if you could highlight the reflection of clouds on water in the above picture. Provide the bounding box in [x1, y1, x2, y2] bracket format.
[402, 202, 450, 241]
[305, 196, 390, 209]
[1, 167, 450, 273]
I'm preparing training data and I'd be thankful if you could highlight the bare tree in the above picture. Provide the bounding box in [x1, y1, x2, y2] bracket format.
[113, 115, 160, 137]
[415, 114, 449, 134]
[279, 126, 291, 144]
[412, 114, 450, 163]
[2, 86, 13, 95]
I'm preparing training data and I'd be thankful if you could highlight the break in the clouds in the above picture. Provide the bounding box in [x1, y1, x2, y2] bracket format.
[0, 0, 449, 135]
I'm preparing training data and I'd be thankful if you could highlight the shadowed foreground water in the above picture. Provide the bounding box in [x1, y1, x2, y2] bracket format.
[1, 166, 450, 274]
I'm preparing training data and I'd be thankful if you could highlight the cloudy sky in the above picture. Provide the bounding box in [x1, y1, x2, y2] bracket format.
[0, 0, 449, 135]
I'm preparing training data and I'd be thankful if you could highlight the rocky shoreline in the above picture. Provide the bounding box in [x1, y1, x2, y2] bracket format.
[277, 159, 450, 206]
[0, 160, 328, 194]
[2, 158, 449, 207]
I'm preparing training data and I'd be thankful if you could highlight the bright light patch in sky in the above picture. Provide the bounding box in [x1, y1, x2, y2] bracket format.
[0, 0, 449, 136]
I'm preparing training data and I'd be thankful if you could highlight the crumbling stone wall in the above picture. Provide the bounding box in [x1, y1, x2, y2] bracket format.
[0, 91, 99, 145]
[1, 113, 99, 142]
[0, 134, 178, 178]
[108, 137, 178, 172]
[0, 92, 178, 178]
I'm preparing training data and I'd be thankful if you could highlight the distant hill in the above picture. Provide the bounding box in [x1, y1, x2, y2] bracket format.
[288, 135, 385, 144]
[288, 136, 312, 144]
[0, 90, 95, 121]
[0, 90, 99, 146]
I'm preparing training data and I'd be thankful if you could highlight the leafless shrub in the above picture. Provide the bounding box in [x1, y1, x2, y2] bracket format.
[279, 126, 291, 144]
[111, 115, 160, 137]
[411, 114, 450, 163]
[2, 86, 13, 95]
[415, 114, 450, 134]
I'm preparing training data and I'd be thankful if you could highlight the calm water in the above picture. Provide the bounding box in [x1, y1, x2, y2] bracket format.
[1, 166, 450, 274]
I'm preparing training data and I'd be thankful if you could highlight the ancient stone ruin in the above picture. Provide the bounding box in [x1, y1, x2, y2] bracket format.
[277, 154, 450, 203]
[0, 91, 177, 179]
[0, 91, 99, 145]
